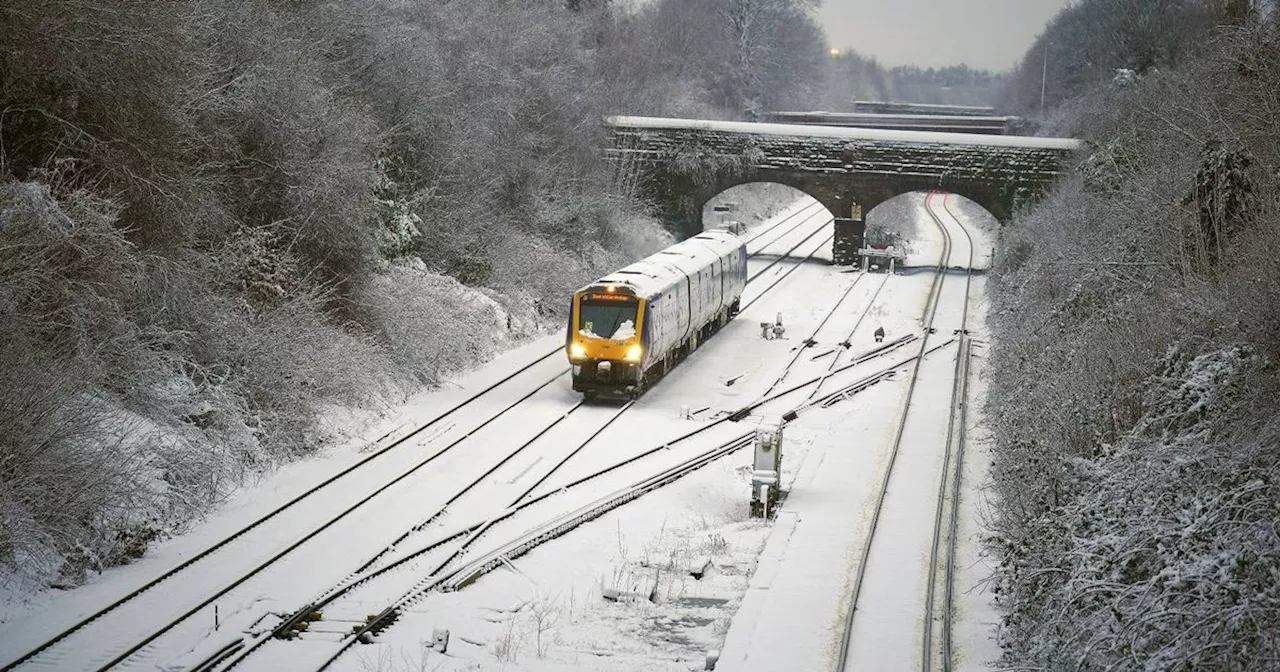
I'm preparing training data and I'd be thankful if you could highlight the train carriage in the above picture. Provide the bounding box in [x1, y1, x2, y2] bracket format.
[566, 230, 747, 400]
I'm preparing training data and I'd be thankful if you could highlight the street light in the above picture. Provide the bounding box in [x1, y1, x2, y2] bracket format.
[1040, 41, 1053, 115]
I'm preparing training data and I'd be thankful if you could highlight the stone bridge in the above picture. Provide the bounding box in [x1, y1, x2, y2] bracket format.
[606, 116, 1081, 264]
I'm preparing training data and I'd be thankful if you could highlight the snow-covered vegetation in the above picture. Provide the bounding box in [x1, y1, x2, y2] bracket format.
[987, 4, 1280, 667]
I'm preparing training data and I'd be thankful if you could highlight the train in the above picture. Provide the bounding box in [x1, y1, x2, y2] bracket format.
[565, 230, 748, 400]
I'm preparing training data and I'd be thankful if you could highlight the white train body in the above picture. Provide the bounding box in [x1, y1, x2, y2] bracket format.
[566, 230, 748, 399]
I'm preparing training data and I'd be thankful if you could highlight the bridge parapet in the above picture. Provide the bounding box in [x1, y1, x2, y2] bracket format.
[761, 111, 1019, 135]
[850, 101, 998, 116]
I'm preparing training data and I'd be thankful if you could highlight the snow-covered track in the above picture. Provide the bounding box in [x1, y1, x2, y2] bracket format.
[0, 349, 568, 672]
[746, 218, 833, 285]
[742, 200, 825, 247]
[837, 190, 977, 672]
[310, 340, 949, 672]
[198, 400, 635, 671]
[206, 330, 935, 672]
[84, 368, 570, 672]
[921, 193, 976, 672]
[760, 262, 896, 399]
[741, 228, 836, 313]
[810, 272, 892, 399]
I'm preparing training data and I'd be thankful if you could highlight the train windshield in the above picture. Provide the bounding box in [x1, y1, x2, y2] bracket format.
[578, 299, 638, 340]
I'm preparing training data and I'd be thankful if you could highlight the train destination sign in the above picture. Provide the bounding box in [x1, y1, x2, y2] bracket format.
[585, 292, 633, 302]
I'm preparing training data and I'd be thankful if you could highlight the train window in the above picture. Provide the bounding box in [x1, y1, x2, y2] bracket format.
[579, 299, 639, 339]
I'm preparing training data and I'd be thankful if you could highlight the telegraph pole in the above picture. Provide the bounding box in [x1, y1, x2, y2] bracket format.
[1040, 42, 1049, 114]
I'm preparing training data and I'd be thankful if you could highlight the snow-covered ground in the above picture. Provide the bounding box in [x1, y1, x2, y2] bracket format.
[326, 193, 999, 672]
[0, 193, 1004, 672]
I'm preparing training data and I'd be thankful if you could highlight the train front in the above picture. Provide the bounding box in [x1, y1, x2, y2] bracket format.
[566, 284, 646, 399]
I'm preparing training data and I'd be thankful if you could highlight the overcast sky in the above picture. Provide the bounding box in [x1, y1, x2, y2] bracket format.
[816, 0, 1072, 72]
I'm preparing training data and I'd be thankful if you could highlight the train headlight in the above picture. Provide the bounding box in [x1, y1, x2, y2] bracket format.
[570, 343, 586, 359]
[624, 344, 643, 362]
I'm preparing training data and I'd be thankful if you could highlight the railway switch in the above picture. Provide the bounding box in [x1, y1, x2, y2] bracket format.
[751, 418, 784, 518]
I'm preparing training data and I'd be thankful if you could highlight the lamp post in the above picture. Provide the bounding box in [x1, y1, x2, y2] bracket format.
[1040, 42, 1051, 115]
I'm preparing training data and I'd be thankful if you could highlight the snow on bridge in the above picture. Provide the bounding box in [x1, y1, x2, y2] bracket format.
[608, 115, 1079, 150]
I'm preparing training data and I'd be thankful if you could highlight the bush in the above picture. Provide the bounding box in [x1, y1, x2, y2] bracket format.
[0, 182, 210, 580]
[358, 266, 513, 385]
[985, 23, 1280, 669]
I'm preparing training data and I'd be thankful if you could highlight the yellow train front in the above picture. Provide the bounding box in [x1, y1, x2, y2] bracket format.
[565, 230, 748, 400]
[566, 284, 648, 399]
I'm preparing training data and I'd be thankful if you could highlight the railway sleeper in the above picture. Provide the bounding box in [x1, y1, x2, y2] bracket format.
[354, 608, 400, 642]
[273, 605, 325, 640]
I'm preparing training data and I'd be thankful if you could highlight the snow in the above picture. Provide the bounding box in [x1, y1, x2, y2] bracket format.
[612, 320, 636, 340]
[951, 284, 1002, 672]
[774, 111, 1014, 123]
[608, 115, 1083, 151]
[0, 192, 1007, 672]
[595, 229, 742, 299]
[716, 193, 1002, 672]
[716, 362, 926, 672]
[315, 196, 995, 671]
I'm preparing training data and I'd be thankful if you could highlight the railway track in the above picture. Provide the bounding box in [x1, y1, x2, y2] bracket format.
[196, 401, 636, 671]
[741, 225, 836, 313]
[835, 191, 977, 672]
[1, 202, 835, 672]
[746, 218, 833, 285]
[809, 272, 891, 399]
[742, 200, 826, 247]
[272, 329, 953, 672]
[758, 266, 889, 399]
[922, 194, 976, 672]
[0, 351, 568, 672]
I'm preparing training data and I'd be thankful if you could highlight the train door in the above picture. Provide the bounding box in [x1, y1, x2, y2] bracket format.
[717, 255, 725, 313]
[667, 286, 678, 353]
[646, 295, 662, 356]
[695, 267, 706, 326]
[691, 266, 701, 340]
[705, 261, 714, 318]
[678, 274, 690, 342]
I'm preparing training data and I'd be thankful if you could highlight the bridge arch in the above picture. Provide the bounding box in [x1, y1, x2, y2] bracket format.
[655, 169, 857, 240]
[694, 175, 841, 235]
[702, 182, 829, 230]
[840, 178, 1014, 224]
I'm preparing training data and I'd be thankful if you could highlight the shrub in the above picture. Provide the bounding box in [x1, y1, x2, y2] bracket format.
[986, 22, 1280, 669]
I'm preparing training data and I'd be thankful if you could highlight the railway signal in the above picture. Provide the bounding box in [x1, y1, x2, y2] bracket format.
[751, 417, 784, 518]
